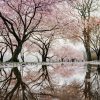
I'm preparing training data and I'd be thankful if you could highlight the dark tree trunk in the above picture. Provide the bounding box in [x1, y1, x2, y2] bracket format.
[9, 43, 22, 62]
[85, 46, 92, 61]
[42, 55, 47, 62]
[0, 52, 3, 62]
[97, 49, 100, 74]
[97, 49, 100, 60]
[42, 49, 47, 62]
[83, 28, 92, 61]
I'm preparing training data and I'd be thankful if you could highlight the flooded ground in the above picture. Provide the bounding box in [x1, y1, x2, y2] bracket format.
[0, 62, 100, 100]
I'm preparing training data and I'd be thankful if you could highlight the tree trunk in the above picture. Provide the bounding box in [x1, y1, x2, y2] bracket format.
[97, 49, 100, 60]
[83, 28, 92, 61]
[9, 43, 22, 62]
[42, 55, 47, 62]
[85, 45, 92, 61]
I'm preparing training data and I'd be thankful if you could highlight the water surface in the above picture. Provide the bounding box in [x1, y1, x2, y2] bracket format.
[0, 62, 100, 100]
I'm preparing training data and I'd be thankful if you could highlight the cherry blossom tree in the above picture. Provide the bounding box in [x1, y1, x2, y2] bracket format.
[28, 32, 56, 62]
[0, 0, 59, 100]
[53, 45, 84, 62]
[0, 0, 58, 62]
[67, 0, 99, 61]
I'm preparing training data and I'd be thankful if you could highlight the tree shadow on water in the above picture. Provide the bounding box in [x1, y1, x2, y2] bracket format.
[0, 66, 36, 100]
[0, 64, 54, 100]
[81, 64, 100, 100]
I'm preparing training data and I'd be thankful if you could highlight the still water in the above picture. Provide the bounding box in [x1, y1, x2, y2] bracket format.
[0, 62, 100, 100]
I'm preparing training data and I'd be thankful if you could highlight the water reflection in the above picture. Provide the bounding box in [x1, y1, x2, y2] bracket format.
[0, 63, 100, 100]
[82, 64, 100, 100]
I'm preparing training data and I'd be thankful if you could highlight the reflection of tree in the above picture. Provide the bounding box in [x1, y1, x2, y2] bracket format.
[83, 64, 92, 100]
[0, 64, 55, 100]
[92, 65, 100, 100]
[82, 64, 100, 100]
[29, 65, 54, 92]
[0, 66, 36, 100]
